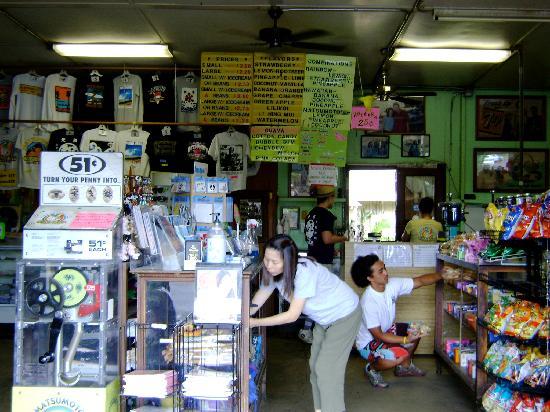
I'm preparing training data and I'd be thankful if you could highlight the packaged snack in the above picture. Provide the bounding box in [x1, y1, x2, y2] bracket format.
[512, 200, 541, 239]
[485, 203, 498, 231]
[502, 205, 523, 240]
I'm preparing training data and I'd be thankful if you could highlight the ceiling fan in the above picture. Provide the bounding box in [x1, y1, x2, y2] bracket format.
[373, 70, 436, 106]
[254, 6, 345, 52]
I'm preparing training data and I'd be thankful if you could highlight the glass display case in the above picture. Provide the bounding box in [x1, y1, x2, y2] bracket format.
[13, 260, 119, 388]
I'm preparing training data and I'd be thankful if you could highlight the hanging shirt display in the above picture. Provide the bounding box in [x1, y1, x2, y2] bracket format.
[16, 126, 50, 189]
[113, 72, 143, 132]
[146, 127, 184, 172]
[174, 73, 200, 132]
[41, 72, 77, 131]
[80, 126, 117, 153]
[9, 72, 45, 127]
[208, 129, 250, 192]
[0, 74, 13, 122]
[47, 128, 82, 152]
[143, 71, 174, 123]
[179, 130, 215, 174]
[116, 128, 151, 176]
[0, 127, 18, 188]
[75, 70, 114, 123]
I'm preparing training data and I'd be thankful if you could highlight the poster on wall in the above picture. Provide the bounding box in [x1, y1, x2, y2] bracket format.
[301, 54, 356, 131]
[199, 52, 253, 124]
[299, 129, 348, 166]
[250, 125, 300, 162]
[368, 97, 426, 134]
[252, 53, 305, 125]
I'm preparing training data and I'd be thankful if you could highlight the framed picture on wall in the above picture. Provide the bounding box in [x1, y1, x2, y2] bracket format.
[401, 134, 430, 157]
[238, 198, 264, 239]
[369, 97, 426, 134]
[476, 96, 546, 141]
[361, 134, 389, 158]
[289, 163, 310, 197]
[473, 148, 548, 192]
[281, 207, 300, 230]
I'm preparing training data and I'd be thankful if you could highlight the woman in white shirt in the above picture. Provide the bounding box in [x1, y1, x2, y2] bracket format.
[250, 234, 360, 412]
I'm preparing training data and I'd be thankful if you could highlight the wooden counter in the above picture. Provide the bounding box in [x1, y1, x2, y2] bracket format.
[344, 242, 437, 354]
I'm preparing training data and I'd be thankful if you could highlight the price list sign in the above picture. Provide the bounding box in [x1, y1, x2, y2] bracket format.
[298, 129, 348, 167]
[252, 53, 305, 125]
[199, 52, 253, 124]
[301, 55, 356, 131]
[250, 126, 300, 163]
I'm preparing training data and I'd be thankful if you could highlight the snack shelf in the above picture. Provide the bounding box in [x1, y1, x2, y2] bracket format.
[476, 317, 549, 348]
[477, 362, 550, 399]
[445, 280, 478, 299]
[444, 309, 477, 333]
[434, 346, 476, 392]
[437, 253, 479, 271]
[478, 272, 548, 306]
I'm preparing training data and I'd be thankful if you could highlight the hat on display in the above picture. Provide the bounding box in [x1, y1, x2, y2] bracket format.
[310, 185, 335, 198]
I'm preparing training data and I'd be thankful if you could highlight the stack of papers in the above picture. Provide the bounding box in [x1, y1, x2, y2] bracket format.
[182, 367, 234, 399]
[123, 370, 175, 398]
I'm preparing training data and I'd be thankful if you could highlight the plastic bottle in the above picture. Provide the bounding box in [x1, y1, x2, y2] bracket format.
[206, 213, 226, 263]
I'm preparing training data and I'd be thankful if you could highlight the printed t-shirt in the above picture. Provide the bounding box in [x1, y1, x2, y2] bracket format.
[75, 71, 114, 123]
[179, 131, 215, 174]
[174, 73, 200, 132]
[146, 129, 184, 172]
[356, 277, 414, 349]
[304, 206, 337, 264]
[41, 73, 77, 131]
[143, 72, 174, 123]
[0, 127, 18, 188]
[80, 127, 117, 153]
[404, 217, 443, 242]
[9, 73, 45, 127]
[113, 73, 143, 131]
[0, 74, 13, 122]
[47, 128, 82, 152]
[116, 129, 150, 176]
[262, 258, 358, 326]
[16, 127, 50, 189]
[208, 130, 249, 192]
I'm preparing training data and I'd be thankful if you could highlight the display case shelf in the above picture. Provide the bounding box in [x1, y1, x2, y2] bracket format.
[444, 309, 477, 333]
[434, 346, 476, 392]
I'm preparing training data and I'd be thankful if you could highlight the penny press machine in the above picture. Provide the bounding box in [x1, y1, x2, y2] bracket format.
[12, 152, 123, 411]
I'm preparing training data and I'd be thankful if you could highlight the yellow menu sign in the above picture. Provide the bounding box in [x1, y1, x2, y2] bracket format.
[199, 52, 253, 124]
[252, 53, 305, 125]
[251, 126, 300, 163]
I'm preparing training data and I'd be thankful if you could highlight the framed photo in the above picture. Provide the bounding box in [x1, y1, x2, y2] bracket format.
[238, 198, 264, 238]
[474, 149, 549, 192]
[370, 97, 425, 134]
[361, 134, 389, 158]
[289, 163, 310, 197]
[194, 263, 242, 324]
[476, 96, 546, 141]
[282, 207, 299, 230]
[401, 134, 430, 157]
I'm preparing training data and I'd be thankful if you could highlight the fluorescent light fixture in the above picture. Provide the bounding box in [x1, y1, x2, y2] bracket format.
[433, 8, 550, 22]
[53, 43, 172, 58]
[390, 48, 511, 63]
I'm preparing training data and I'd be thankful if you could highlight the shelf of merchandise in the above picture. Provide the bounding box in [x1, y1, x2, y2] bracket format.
[0, 238, 22, 324]
[130, 261, 266, 411]
[436, 242, 549, 404]
[443, 309, 477, 333]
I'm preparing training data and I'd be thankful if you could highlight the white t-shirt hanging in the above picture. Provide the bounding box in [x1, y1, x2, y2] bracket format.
[113, 73, 143, 132]
[41, 72, 77, 131]
[0, 127, 19, 189]
[80, 127, 118, 153]
[116, 128, 151, 176]
[16, 127, 50, 189]
[9, 72, 45, 127]
[355, 277, 414, 350]
[208, 130, 250, 192]
[174, 73, 200, 132]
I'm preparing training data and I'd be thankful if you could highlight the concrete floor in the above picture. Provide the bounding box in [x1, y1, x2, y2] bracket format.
[0, 327, 476, 411]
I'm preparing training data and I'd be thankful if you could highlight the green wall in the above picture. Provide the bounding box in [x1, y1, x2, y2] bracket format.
[276, 90, 550, 245]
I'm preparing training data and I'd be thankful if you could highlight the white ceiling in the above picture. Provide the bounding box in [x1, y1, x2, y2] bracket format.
[1, 0, 550, 91]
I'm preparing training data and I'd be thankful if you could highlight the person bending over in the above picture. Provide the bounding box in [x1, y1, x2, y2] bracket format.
[351, 253, 443, 388]
[250, 234, 360, 412]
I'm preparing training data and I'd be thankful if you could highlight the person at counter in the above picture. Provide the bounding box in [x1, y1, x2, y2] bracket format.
[250, 234, 361, 412]
[401, 196, 443, 242]
[300, 184, 348, 343]
[351, 254, 443, 388]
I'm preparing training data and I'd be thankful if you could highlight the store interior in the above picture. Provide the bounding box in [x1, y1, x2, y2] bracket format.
[0, 1, 549, 412]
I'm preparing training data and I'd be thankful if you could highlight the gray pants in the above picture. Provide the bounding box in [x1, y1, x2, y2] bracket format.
[309, 305, 361, 412]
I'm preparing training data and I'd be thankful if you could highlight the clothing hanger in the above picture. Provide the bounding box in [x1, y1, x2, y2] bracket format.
[121, 69, 130, 78]
[28, 69, 39, 77]
[161, 126, 172, 136]
[131, 123, 140, 137]
[227, 126, 236, 134]
[98, 124, 108, 136]
[90, 69, 103, 77]
[183, 71, 196, 79]
[59, 69, 68, 79]
[34, 125, 42, 136]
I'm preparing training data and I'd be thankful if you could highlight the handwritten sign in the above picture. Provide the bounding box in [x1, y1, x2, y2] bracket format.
[299, 129, 348, 167]
[351, 106, 380, 130]
[252, 53, 305, 125]
[301, 54, 356, 131]
[250, 126, 300, 163]
[308, 164, 338, 186]
[199, 52, 253, 124]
